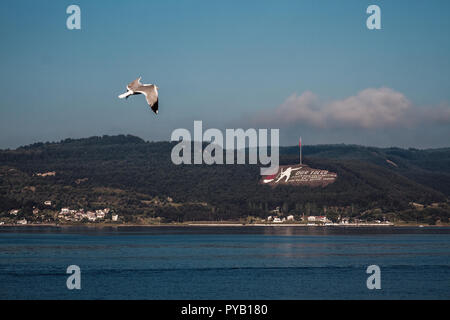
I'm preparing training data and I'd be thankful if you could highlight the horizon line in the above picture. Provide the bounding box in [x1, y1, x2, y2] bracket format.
[4, 134, 450, 152]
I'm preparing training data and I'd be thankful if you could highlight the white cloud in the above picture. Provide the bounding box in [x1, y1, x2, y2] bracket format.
[327, 88, 412, 128]
[254, 87, 450, 129]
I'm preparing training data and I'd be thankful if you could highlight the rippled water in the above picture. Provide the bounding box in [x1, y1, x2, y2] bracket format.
[0, 226, 449, 299]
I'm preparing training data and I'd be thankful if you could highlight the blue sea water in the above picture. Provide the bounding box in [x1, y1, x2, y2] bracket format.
[0, 226, 449, 299]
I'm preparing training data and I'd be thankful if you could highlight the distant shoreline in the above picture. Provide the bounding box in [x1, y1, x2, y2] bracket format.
[0, 222, 449, 228]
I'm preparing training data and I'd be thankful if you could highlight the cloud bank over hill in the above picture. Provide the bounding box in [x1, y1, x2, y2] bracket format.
[253, 87, 450, 129]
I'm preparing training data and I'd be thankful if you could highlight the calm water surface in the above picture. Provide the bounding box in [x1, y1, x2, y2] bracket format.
[0, 226, 449, 299]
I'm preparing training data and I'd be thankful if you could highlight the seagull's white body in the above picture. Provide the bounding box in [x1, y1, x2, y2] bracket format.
[118, 91, 133, 99]
[118, 77, 159, 114]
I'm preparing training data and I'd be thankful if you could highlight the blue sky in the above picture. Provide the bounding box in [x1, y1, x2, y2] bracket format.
[1, 0, 449, 148]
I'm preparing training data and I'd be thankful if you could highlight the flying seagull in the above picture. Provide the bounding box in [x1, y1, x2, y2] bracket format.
[118, 77, 159, 114]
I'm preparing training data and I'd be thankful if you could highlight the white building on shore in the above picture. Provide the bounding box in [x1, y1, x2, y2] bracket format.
[307, 216, 330, 223]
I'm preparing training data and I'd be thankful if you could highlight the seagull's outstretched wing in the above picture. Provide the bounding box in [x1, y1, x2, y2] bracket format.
[135, 85, 159, 114]
[127, 77, 142, 91]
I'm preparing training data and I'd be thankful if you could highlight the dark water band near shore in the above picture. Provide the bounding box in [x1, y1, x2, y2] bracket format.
[1, 226, 449, 299]
[1, 224, 450, 235]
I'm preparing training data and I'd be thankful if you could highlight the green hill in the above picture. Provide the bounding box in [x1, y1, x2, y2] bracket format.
[0, 135, 449, 224]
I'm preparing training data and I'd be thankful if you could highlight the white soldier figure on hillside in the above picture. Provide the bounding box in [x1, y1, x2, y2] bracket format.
[276, 167, 302, 183]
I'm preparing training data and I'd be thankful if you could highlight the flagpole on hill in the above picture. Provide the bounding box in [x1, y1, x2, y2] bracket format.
[299, 137, 302, 165]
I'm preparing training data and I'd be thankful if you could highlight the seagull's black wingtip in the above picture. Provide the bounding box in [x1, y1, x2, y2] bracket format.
[151, 100, 159, 115]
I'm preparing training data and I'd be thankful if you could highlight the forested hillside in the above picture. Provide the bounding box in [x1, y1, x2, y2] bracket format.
[0, 135, 449, 224]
